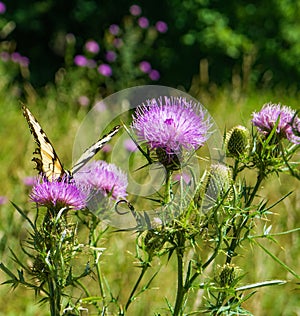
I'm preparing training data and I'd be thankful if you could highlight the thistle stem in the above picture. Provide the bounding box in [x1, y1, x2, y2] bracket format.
[173, 231, 186, 316]
[89, 218, 107, 309]
[165, 169, 173, 204]
[124, 263, 149, 312]
[225, 172, 264, 264]
[48, 275, 61, 316]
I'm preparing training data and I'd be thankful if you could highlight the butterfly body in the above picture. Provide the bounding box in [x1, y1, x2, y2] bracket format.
[22, 104, 119, 181]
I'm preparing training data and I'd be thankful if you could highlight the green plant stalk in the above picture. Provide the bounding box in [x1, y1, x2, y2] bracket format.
[173, 231, 186, 316]
[88, 217, 107, 311]
[165, 169, 173, 204]
[225, 172, 264, 264]
[124, 263, 149, 312]
[92, 230, 105, 300]
[47, 273, 61, 316]
[185, 205, 224, 291]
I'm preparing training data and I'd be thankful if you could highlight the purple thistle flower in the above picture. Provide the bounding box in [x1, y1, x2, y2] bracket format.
[155, 21, 168, 33]
[252, 103, 300, 144]
[0, 2, 6, 14]
[124, 138, 138, 152]
[0, 51, 10, 62]
[94, 100, 107, 112]
[139, 61, 151, 73]
[74, 161, 128, 200]
[78, 95, 90, 107]
[98, 64, 112, 77]
[74, 55, 88, 67]
[129, 4, 142, 16]
[131, 96, 211, 157]
[85, 40, 100, 54]
[11, 52, 21, 63]
[149, 69, 160, 81]
[102, 144, 112, 153]
[138, 17, 149, 29]
[23, 176, 37, 186]
[19, 56, 30, 67]
[30, 176, 86, 210]
[0, 196, 8, 205]
[109, 24, 120, 35]
[105, 50, 117, 62]
[173, 172, 191, 184]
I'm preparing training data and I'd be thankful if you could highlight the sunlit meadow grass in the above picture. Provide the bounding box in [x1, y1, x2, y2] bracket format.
[0, 84, 299, 315]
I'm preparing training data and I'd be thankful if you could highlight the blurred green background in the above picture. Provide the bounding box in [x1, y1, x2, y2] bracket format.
[0, 1, 300, 315]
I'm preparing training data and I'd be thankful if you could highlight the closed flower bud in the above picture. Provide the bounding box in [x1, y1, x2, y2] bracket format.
[225, 125, 250, 157]
[218, 263, 238, 287]
[195, 163, 232, 211]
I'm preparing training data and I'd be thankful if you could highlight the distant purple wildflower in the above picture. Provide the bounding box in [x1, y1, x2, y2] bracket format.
[109, 24, 120, 35]
[155, 21, 168, 33]
[149, 69, 160, 81]
[138, 17, 149, 29]
[74, 161, 128, 200]
[10, 52, 30, 67]
[0, 51, 9, 62]
[105, 50, 117, 62]
[78, 95, 90, 107]
[129, 4, 142, 16]
[11, 52, 21, 63]
[85, 40, 100, 54]
[74, 55, 88, 67]
[19, 56, 30, 67]
[131, 96, 211, 156]
[0, 1, 6, 14]
[252, 103, 300, 144]
[94, 100, 107, 112]
[30, 176, 86, 210]
[124, 138, 138, 152]
[139, 61, 151, 73]
[173, 172, 191, 184]
[102, 144, 112, 153]
[23, 176, 36, 186]
[98, 64, 112, 77]
[113, 38, 123, 48]
[0, 196, 7, 205]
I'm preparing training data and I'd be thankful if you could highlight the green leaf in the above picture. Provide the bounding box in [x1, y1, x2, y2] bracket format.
[254, 240, 300, 279]
[236, 279, 286, 291]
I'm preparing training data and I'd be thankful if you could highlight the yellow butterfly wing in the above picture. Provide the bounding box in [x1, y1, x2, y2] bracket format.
[22, 104, 65, 181]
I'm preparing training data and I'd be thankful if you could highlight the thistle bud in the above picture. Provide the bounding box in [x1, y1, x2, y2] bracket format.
[225, 125, 250, 157]
[195, 163, 232, 211]
[218, 263, 238, 287]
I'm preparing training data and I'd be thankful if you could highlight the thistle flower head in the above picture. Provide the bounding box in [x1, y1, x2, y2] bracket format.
[195, 163, 232, 210]
[131, 96, 211, 163]
[225, 125, 250, 157]
[74, 160, 128, 200]
[30, 176, 86, 210]
[217, 264, 239, 287]
[252, 103, 300, 144]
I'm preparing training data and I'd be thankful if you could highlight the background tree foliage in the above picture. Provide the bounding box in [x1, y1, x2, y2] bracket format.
[4, 0, 300, 89]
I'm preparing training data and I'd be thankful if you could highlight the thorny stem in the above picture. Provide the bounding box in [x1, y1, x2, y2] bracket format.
[89, 217, 107, 312]
[225, 171, 264, 264]
[186, 204, 224, 289]
[48, 275, 60, 316]
[173, 231, 186, 316]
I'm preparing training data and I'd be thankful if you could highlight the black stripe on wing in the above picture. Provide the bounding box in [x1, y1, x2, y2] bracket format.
[22, 104, 65, 181]
[71, 125, 120, 175]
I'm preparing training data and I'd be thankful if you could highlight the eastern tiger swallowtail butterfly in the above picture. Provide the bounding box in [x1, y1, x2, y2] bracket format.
[22, 104, 120, 181]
